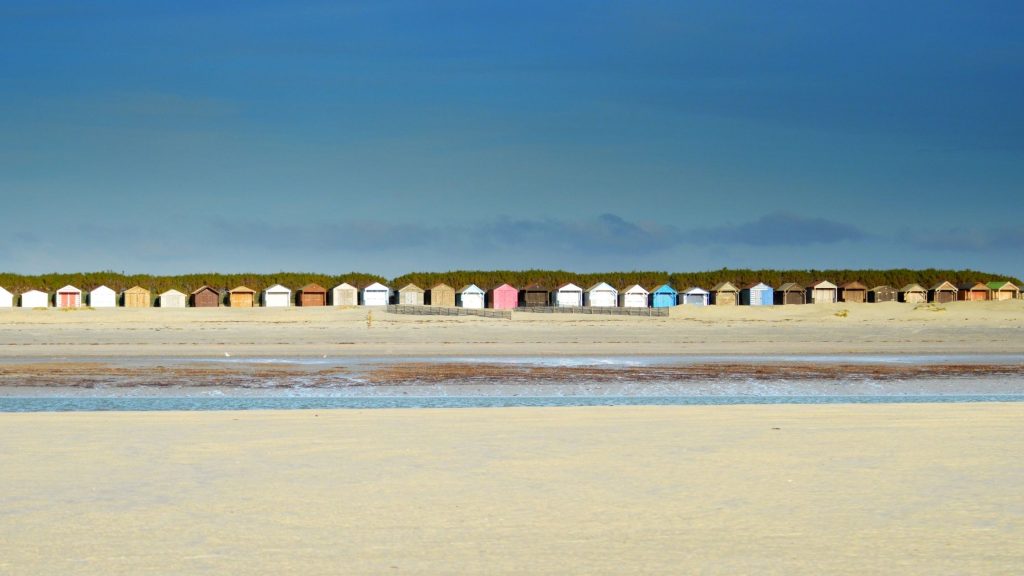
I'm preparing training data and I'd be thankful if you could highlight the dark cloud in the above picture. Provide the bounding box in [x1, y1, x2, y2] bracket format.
[686, 213, 867, 246]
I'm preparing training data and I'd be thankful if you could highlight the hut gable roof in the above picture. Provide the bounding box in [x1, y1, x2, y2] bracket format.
[90, 285, 115, 295]
[489, 283, 517, 292]
[743, 282, 772, 290]
[332, 282, 357, 291]
[0, 287, 11, 296]
[808, 280, 837, 289]
[684, 287, 709, 295]
[430, 283, 453, 291]
[123, 286, 149, 295]
[958, 282, 988, 291]
[362, 282, 389, 291]
[554, 282, 582, 292]
[929, 281, 957, 292]
[299, 283, 326, 293]
[457, 284, 484, 294]
[900, 283, 925, 293]
[777, 283, 803, 292]
[621, 284, 649, 294]
[160, 289, 186, 297]
[651, 284, 677, 294]
[522, 283, 547, 291]
[870, 285, 893, 291]
[264, 284, 290, 293]
[987, 281, 1019, 291]
[23, 289, 46, 296]
[711, 282, 738, 292]
[57, 285, 82, 294]
[229, 286, 256, 294]
[191, 285, 218, 295]
[399, 283, 424, 293]
[586, 282, 616, 293]
[840, 281, 867, 290]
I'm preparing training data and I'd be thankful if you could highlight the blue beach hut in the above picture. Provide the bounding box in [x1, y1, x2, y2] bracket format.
[740, 283, 774, 306]
[649, 284, 678, 308]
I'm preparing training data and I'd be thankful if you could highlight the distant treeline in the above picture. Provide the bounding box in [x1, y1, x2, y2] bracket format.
[2, 268, 1015, 294]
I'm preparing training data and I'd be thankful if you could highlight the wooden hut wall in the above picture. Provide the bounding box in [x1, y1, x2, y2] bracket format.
[839, 283, 867, 303]
[124, 287, 152, 308]
[192, 288, 221, 308]
[868, 286, 896, 303]
[229, 290, 255, 308]
[398, 285, 425, 306]
[297, 285, 327, 306]
[520, 286, 548, 307]
[427, 285, 455, 307]
[331, 285, 358, 307]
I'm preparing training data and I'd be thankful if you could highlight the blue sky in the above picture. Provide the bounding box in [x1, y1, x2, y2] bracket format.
[2, 1, 1022, 278]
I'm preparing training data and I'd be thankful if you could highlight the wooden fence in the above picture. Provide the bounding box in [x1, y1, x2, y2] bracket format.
[386, 305, 512, 319]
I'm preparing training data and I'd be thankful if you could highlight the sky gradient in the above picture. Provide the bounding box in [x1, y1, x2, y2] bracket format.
[2, 1, 1022, 278]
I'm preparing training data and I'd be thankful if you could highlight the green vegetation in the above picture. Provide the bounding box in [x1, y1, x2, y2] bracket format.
[0, 268, 1018, 295]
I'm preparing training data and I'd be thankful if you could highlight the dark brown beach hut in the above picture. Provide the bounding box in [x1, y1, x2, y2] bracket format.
[868, 285, 897, 303]
[297, 283, 327, 306]
[191, 286, 221, 308]
[427, 283, 455, 307]
[929, 281, 957, 304]
[229, 286, 256, 308]
[710, 282, 739, 306]
[520, 283, 548, 307]
[839, 281, 867, 303]
[957, 282, 990, 302]
[774, 283, 806, 305]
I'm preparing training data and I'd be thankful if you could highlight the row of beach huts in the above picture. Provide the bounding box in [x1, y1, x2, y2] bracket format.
[0, 280, 1020, 309]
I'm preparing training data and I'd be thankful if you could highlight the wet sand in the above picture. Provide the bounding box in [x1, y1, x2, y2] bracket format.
[1, 404, 1022, 575]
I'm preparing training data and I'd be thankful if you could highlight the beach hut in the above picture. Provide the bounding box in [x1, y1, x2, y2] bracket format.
[89, 286, 117, 308]
[681, 287, 710, 306]
[957, 282, 990, 302]
[262, 284, 291, 307]
[0, 287, 12, 308]
[806, 280, 838, 304]
[774, 283, 805, 305]
[551, 283, 583, 307]
[123, 286, 151, 308]
[519, 283, 549, 307]
[297, 284, 327, 307]
[331, 283, 358, 307]
[21, 290, 48, 308]
[191, 286, 221, 308]
[838, 281, 867, 304]
[361, 282, 390, 306]
[928, 281, 957, 304]
[456, 284, 485, 309]
[740, 283, 774, 306]
[397, 283, 425, 306]
[487, 284, 518, 309]
[584, 282, 618, 307]
[868, 285, 897, 303]
[229, 286, 256, 308]
[710, 282, 738, 306]
[649, 284, 678, 308]
[55, 285, 82, 308]
[618, 284, 649, 308]
[987, 281, 1020, 301]
[427, 283, 455, 307]
[899, 284, 927, 304]
[159, 289, 187, 308]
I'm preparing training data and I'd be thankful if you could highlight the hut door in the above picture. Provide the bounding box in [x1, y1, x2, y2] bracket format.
[59, 292, 73, 307]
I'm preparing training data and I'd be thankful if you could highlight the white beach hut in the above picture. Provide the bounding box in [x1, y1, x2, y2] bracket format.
[584, 282, 618, 307]
[456, 284, 486, 309]
[262, 284, 292, 307]
[89, 285, 117, 308]
[680, 287, 710, 306]
[552, 283, 584, 307]
[361, 282, 390, 306]
[21, 290, 49, 308]
[55, 285, 82, 308]
[159, 289, 187, 308]
[618, 284, 649, 308]
[0, 287, 12, 308]
[331, 283, 358, 307]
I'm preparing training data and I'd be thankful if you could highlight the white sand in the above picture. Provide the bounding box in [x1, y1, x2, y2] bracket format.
[1, 403, 1022, 575]
[0, 300, 1021, 357]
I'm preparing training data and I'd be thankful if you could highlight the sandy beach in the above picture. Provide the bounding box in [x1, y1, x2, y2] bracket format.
[0, 300, 1022, 358]
[1, 403, 1021, 575]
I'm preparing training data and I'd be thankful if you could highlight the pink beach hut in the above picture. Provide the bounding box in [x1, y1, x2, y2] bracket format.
[487, 284, 519, 309]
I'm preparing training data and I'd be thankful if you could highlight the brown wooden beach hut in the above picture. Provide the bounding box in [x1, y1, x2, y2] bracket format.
[297, 283, 327, 306]
[928, 281, 957, 304]
[397, 283, 425, 306]
[710, 282, 738, 306]
[520, 283, 548, 307]
[868, 285, 897, 303]
[427, 283, 455, 307]
[899, 284, 927, 304]
[191, 286, 221, 308]
[123, 286, 151, 308]
[839, 281, 867, 303]
[229, 286, 256, 308]
[957, 282, 990, 302]
[774, 283, 805, 305]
